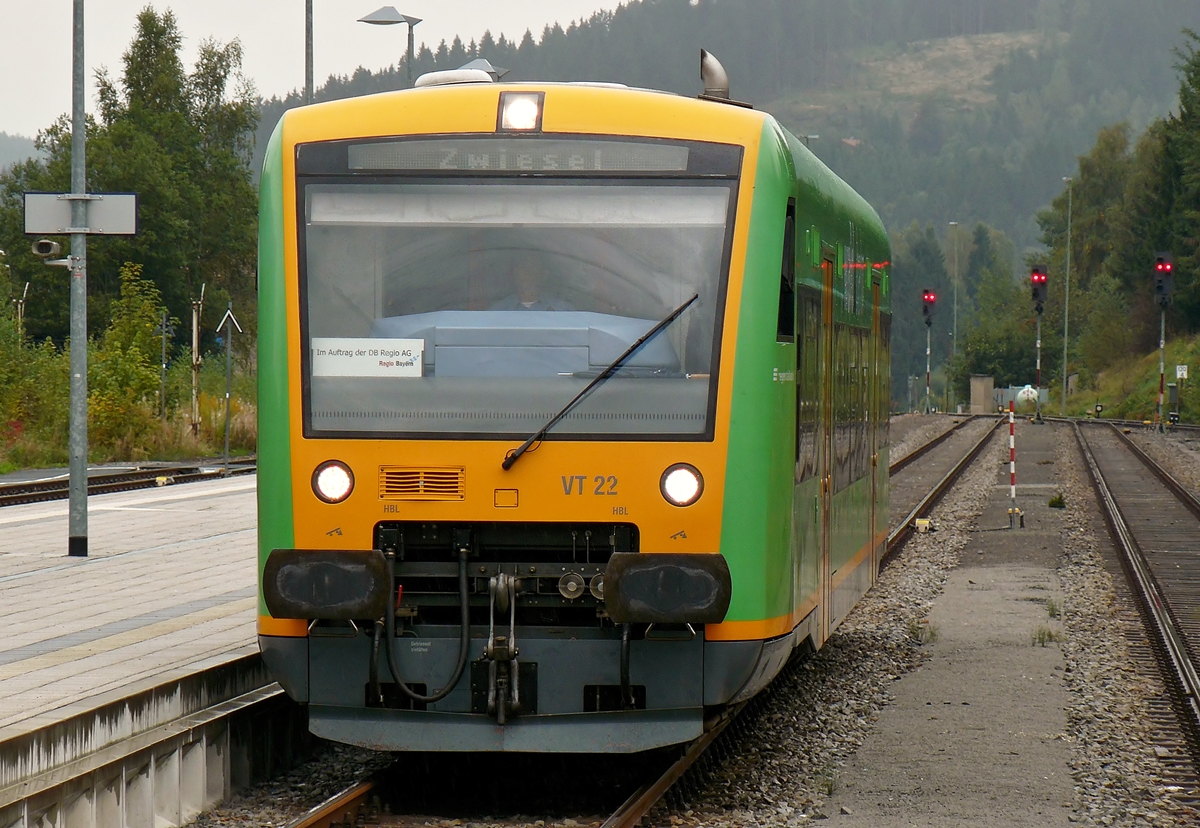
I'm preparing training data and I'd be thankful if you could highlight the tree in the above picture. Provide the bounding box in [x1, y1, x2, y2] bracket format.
[0, 7, 258, 345]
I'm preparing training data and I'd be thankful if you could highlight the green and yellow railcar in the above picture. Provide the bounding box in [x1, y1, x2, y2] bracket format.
[257, 58, 891, 753]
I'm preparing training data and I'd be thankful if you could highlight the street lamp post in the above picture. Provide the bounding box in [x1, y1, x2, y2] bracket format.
[68, 0, 89, 557]
[305, 0, 314, 105]
[359, 6, 423, 88]
[1062, 176, 1072, 415]
[948, 221, 959, 413]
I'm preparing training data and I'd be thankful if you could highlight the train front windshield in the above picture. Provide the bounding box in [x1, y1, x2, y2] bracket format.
[300, 163, 735, 440]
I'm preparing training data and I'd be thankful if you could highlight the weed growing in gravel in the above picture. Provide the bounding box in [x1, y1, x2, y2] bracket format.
[1048, 492, 1066, 508]
[1046, 598, 1060, 619]
[907, 618, 939, 644]
[1032, 625, 1061, 646]
[818, 766, 840, 795]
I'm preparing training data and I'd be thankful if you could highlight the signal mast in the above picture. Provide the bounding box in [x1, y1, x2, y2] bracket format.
[1154, 253, 1174, 432]
[1031, 266, 1048, 423]
[922, 288, 936, 413]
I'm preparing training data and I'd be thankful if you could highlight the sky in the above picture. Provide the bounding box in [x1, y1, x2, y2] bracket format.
[0, 1, 625, 139]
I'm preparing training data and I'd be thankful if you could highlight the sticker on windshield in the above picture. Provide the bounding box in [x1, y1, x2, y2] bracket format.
[312, 337, 423, 378]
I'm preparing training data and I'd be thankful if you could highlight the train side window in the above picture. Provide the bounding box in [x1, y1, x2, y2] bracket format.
[795, 291, 820, 483]
[776, 201, 796, 343]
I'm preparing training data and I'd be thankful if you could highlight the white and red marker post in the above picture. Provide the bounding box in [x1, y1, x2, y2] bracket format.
[1008, 401, 1022, 528]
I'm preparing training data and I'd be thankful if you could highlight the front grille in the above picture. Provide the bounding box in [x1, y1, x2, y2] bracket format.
[379, 466, 465, 501]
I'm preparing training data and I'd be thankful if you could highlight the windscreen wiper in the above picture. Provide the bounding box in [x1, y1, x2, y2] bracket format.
[502, 293, 699, 471]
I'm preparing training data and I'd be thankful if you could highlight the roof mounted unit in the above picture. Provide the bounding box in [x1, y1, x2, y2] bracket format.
[414, 68, 495, 88]
[459, 58, 509, 81]
[698, 49, 752, 109]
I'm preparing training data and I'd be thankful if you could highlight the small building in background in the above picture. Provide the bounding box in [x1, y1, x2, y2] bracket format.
[970, 375, 994, 414]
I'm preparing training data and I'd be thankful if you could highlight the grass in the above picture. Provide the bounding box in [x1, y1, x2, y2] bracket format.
[907, 618, 940, 644]
[1045, 598, 1060, 619]
[1048, 492, 1066, 509]
[817, 766, 841, 796]
[1053, 331, 1200, 423]
[1032, 625, 1061, 647]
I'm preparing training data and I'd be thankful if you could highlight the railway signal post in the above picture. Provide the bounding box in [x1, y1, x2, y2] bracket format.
[1031, 266, 1048, 423]
[1154, 253, 1174, 432]
[923, 289, 936, 413]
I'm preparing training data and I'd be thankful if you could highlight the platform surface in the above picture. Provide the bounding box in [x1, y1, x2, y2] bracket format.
[0, 476, 257, 731]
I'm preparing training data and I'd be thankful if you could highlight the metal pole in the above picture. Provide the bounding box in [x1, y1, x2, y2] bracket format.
[1035, 312, 1043, 423]
[68, 0, 89, 558]
[160, 310, 168, 420]
[949, 221, 958, 412]
[305, 0, 313, 105]
[925, 327, 932, 414]
[192, 300, 200, 436]
[192, 284, 204, 438]
[1159, 308, 1166, 432]
[1008, 402, 1019, 529]
[1062, 177, 1072, 415]
[223, 301, 233, 476]
[406, 21, 415, 88]
[16, 283, 28, 343]
[950, 222, 960, 357]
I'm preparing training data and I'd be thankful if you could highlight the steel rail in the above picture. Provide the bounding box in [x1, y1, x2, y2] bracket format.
[1073, 423, 1200, 743]
[0, 459, 256, 508]
[287, 780, 376, 828]
[600, 705, 743, 828]
[888, 414, 981, 475]
[886, 417, 1002, 556]
[1101, 422, 1200, 522]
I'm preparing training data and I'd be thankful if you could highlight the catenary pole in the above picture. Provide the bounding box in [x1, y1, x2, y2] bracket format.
[68, 0, 89, 557]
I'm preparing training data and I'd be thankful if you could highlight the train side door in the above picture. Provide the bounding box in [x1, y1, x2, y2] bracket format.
[818, 250, 836, 645]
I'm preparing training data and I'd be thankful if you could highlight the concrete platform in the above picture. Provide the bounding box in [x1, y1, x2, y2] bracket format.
[0, 475, 258, 731]
[828, 420, 1074, 826]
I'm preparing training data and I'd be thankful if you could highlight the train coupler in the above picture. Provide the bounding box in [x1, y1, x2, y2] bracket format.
[481, 572, 521, 725]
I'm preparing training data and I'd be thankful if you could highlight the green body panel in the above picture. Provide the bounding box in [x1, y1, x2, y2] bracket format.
[719, 118, 891, 630]
[717, 121, 797, 624]
[256, 120, 294, 614]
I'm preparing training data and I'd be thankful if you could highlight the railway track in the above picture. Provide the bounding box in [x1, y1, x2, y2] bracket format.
[886, 415, 1002, 558]
[285, 421, 1002, 828]
[1074, 421, 1200, 802]
[0, 458, 256, 507]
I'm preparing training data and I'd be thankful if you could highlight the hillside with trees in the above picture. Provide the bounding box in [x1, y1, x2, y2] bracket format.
[2, 0, 1200, 469]
[253, 0, 1200, 404]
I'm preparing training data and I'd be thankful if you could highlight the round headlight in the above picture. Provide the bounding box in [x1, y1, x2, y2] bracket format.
[312, 461, 354, 504]
[660, 463, 703, 507]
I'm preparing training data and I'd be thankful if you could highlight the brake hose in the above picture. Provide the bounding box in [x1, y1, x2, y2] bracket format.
[384, 549, 471, 704]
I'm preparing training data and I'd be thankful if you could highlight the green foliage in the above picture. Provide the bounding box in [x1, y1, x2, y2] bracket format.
[0, 7, 258, 348]
[88, 263, 166, 455]
[0, 10, 259, 470]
